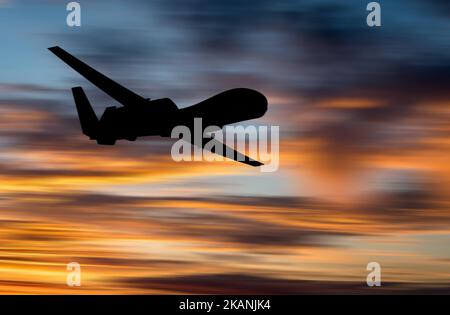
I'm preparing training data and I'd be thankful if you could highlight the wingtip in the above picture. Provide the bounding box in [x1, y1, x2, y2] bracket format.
[246, 160, 264, 167]
[48, 46, 60, 52]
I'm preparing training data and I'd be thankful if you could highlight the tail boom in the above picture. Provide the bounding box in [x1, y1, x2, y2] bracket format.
[72, 87, 98, 139]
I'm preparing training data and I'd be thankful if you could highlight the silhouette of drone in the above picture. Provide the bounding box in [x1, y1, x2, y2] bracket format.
[49, 46, 268, 166]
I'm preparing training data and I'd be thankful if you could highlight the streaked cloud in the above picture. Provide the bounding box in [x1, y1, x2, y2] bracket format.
[0, 0, 448, 293]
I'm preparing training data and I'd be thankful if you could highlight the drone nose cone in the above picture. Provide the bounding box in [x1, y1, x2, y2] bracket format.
[250, 89, 268, 118]
[185, 88, 269, 125]
[231, 88, 268, 119]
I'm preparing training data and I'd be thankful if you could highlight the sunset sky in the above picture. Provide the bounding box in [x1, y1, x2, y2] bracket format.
[0, 0, 449, 294]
